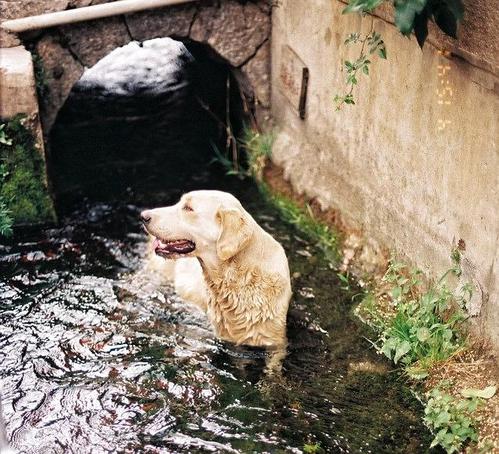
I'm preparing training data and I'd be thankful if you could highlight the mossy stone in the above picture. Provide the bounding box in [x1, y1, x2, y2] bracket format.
[0, 115, 56, 226]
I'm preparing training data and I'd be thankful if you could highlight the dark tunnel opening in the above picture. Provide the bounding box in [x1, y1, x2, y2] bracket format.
[48, 37, 253, 213]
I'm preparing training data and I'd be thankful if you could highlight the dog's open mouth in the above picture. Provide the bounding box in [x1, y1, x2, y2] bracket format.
[153, 237, 196, 257]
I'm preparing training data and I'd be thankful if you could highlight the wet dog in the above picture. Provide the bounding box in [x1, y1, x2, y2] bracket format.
[141, 190, 291, 348]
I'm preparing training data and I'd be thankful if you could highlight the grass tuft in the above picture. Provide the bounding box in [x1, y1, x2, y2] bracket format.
[258, 182, 340, 264]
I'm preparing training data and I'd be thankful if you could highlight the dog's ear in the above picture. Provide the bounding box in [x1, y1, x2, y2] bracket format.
[216, 207, 253, 261]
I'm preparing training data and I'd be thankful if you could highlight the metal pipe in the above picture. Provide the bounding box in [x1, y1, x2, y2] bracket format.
[1, 0, 197, 33]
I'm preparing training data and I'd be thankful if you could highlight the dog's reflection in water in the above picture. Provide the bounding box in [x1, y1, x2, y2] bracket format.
[212, 342, 289, 383]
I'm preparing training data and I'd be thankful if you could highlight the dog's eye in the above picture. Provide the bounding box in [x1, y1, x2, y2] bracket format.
[183, 205, 194, 212]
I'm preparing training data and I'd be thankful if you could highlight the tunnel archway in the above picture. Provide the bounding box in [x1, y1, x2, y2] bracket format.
[48, 37, 253, 210]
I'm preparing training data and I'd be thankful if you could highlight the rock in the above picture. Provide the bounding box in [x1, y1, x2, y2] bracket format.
[242, 39, 270, 107]
[68, 0, 92, 7]
[35, 34, 84, 132]
[190, 0, 270, 67]
[59, 17, 131, 68]
[0, 0, 69, 20]
[0, 29, 21, 48]
[125, 3, 197, 41]
[0, 0, 69, 47]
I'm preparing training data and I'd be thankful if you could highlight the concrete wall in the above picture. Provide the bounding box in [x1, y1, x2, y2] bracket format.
[271, 1, 499, 346]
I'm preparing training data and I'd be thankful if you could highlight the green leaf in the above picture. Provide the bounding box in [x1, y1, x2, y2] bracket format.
[394, 340, 411, 363]
[391, 286, 402, 300]
[342, 0, 385, 14]
[394, 0, 427, 35]
[443, 0, 464, 21]
[362, 65, 369, 75]
[378, 46, 387, 59]
[432, 3, 459, 38]
[461, 385, 496, 399]
[413, 6, 430, 48]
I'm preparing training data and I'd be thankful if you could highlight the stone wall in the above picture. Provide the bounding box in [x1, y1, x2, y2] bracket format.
[271, 0, 499, 347]
[1, 0, 271, 132]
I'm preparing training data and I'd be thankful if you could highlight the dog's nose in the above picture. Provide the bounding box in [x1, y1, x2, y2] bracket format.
[140, 210, 152, 224]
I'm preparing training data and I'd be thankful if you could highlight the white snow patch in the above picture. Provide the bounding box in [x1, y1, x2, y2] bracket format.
[77, 37, 193, 95]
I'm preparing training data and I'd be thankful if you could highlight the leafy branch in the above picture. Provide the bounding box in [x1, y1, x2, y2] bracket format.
[343, 0, 464, 47]
[334, 26, 387, 110]
[335, 0, 464, 110]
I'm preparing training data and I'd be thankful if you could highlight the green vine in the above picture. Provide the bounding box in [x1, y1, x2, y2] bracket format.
[335, 0, 464, 109]
[334, 23, 387, 110]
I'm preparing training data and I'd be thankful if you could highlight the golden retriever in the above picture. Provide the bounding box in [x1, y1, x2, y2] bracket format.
[141, 190, 292, 348]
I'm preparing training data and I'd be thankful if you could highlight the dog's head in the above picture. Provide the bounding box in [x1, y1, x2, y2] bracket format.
[141, 190, 255, 263]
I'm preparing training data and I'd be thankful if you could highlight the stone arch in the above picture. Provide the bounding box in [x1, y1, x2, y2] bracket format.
[28, 0, 271, 135]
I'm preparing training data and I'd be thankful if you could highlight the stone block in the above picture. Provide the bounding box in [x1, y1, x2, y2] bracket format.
[190, 0, 270, 67]
[125, 3, 197, 41]
[59, 17, 131, 67]
[35, 34, 84, 132]
[242, 39, 270, 107]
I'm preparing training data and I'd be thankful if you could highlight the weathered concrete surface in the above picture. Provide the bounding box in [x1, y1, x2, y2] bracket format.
[0, 46, 39, 118]
[1, 0, 272, 133]
[271, 1, 499, 347]
[0, 46, 56, 223]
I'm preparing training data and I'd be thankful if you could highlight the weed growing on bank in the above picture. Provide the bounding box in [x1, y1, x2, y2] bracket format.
[357, 253, 470, 380]
[258, 183, 340, 264]
[355, 250, 498, 452]
[211, 127, 273, 181]
[223, 127, 340, 263]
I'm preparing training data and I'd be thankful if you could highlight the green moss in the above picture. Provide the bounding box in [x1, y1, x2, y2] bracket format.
[0, 115, 56, 226]
[31, 51, 50, 100]
[236, 127, 341, 264]
[257, 182, 341, 264]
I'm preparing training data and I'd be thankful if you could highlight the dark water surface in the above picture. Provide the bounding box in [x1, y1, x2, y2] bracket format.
[1, 37, 434, 453]
[0, 172, 434, 453]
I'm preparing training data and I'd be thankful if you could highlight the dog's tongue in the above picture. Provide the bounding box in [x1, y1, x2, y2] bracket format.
[152, 237, 163, 250]
[153, 238, 195, 255]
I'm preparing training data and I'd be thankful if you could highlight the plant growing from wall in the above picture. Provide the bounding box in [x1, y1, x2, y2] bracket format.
[335, 0, 464, 109]
[0, 125, 14, 237]
[0, 116, 56, 227]
[31, 51, 50, 99]
[358, 250, 470, 379]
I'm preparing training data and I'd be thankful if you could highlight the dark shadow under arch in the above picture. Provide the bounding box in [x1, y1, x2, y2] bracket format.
[48, 37, 254, 212]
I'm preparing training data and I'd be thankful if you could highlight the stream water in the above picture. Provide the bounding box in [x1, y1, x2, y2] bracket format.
[0, 172, 435, 453]
[1, 38, 435, 453]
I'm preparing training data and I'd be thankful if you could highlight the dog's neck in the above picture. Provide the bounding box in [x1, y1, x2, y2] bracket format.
[196, 246, 253, 288]
[196, 254, 233, 284]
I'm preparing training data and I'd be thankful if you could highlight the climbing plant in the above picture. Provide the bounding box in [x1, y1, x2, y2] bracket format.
[335, 0, 464, 109]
